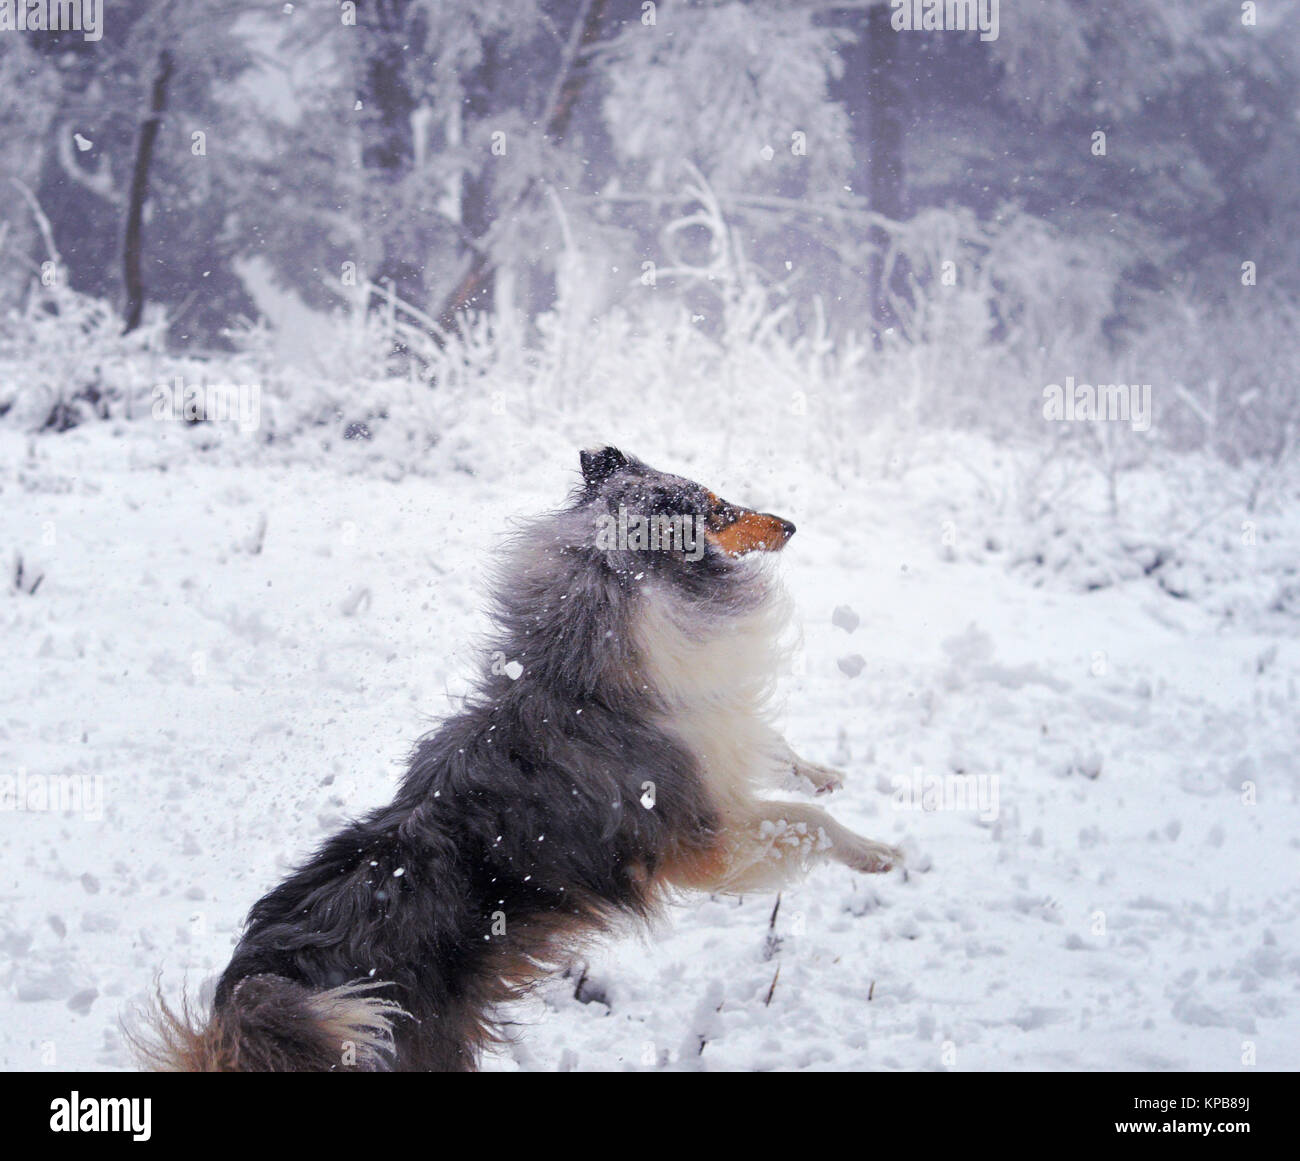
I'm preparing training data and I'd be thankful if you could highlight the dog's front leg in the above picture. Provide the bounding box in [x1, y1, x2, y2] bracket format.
[772, 736, 847, 795]
[753, 800, 901, 874]
[693, 801, 902, 893]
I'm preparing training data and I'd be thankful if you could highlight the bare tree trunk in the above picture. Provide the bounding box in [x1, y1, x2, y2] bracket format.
[358, 0, 423, 307]
[865, 4, 905, 342]
[122, 50, 173, 335]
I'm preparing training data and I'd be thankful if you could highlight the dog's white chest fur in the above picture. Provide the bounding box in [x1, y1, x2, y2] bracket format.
[634, 583, 790, 814]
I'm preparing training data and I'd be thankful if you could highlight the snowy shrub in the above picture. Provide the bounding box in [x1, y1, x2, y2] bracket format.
[0, 277, 165, 431]
[1137, 292, 1300, 508]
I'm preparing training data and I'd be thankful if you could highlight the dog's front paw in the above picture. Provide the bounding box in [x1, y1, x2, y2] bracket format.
[841, 838, 904, 874]
[795, 760, 846, 795]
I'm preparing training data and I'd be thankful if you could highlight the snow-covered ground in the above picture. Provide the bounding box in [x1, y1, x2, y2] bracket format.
[1, 418, 1297, 1071]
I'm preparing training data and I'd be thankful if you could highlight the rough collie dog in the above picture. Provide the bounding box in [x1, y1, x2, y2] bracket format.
[138, 447, 902, 1071]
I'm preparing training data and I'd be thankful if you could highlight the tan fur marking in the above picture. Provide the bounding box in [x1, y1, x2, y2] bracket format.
[657, 837, 731, 892]
[707, 512, 791, 557]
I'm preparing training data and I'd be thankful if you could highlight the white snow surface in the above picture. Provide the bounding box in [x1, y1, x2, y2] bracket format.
[1, 420, 1297, 1072]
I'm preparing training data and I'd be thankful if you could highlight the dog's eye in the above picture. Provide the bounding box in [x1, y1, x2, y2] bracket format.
[708, 499, 741, 529]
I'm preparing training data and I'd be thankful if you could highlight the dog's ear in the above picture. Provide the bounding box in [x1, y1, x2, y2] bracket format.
[580, 446, 629, 487]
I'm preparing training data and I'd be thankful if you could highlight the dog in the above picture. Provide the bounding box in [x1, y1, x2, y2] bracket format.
[136, 446, 903, 1071]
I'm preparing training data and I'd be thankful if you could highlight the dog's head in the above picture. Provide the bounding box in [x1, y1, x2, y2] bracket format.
[578, 446, 795, 565]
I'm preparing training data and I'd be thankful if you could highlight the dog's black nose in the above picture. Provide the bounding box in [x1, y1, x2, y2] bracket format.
[779, 518, 796, 541]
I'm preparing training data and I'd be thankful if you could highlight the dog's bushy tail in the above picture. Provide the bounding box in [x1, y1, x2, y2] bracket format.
[132, 976, 405, 1072]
